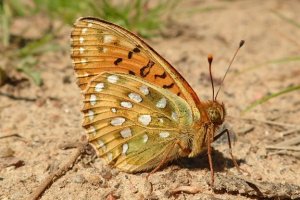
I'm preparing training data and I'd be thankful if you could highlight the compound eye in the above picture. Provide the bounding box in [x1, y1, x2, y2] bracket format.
[213, 110, 221, 122]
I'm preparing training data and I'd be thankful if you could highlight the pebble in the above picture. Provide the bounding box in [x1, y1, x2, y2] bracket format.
[73, 174, 86, 184]
[101, 167, 112, 180]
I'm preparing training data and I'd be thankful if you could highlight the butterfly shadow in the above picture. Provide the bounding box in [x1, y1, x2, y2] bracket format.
[173, 148, 246, 172]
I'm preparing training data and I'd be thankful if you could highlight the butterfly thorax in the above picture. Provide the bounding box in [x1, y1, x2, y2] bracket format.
[187, 100, 226, 157]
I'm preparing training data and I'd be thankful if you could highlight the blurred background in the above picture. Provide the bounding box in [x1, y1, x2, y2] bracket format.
[0, 0, 181, 87]
[0, 0, 299, 199]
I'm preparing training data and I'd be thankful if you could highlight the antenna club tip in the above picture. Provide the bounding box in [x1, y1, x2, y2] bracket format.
[208, 54, 213, 63]
[239, 40, 245, 48]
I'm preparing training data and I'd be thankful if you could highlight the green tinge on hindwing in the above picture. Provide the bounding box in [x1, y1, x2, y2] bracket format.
[82, 72, 198, 172]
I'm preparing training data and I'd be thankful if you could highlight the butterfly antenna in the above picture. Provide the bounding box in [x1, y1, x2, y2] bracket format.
[208, 54, 215, 101]
[215, 40, 245, 100]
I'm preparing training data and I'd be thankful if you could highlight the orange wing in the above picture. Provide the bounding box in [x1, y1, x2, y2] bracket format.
[71, 17, 201, 120]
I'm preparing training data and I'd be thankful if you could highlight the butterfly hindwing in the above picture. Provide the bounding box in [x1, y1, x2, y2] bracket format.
[82, 72, 193, 172]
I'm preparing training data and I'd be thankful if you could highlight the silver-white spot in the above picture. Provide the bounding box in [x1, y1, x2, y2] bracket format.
[107, 75, 119, 83]
[88, 110, 94, 121]
[82, 28, 87, 34]
[110, 117, 126, 126]
[120, 128, 132, 138]
[159, 131, 170, 138]
[95, 83, 104, 92]
[79, 37, 84, 43]
[89, 126, 97, 135]
[156, 97, 167, 108]
[80, 58, 87, 64]
[122, 143, 129, 155]
[80, 72, 89, 77]
[143, 134, 148, 143]
[103, 35, 114, 43]
[139, 85, 149, 95]
[90, 94, 97, 105]
[121, 101, 132, 108]
[111, 108, 117, 113]
[107, 152, 113, 161]
[103, 47, 108, 53]
[79, 47, 85, 54]
[138, 115, 151, 126]
[128, 93, 142, 103]
[172, 112, 178, 121]
[98, 139, 105, 149]
[159, 118, 164, 123]
[88, 23, 93, 27]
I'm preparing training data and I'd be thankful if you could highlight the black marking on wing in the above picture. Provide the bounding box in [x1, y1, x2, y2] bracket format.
[133, 47, 141, 53]
[154, 72, 166, 79]
[128, 51, 133, 59]
[114, 58, 123, 65]
[163, 83, 175, 89]
[140, 60, 155, 77]
[129, 70, 136, 75]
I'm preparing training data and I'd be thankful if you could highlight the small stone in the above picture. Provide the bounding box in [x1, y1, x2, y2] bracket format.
[73, 174, 86, 184]
[101, 167, 112, 180]
[111, 168, 119, 176]
[63, 75, 71, 84]
[113, 182, 120, 189]
[87, 174, 103, 186]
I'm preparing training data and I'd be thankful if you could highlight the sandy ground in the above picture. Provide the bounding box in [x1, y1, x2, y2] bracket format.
[1, 0, 300, 199]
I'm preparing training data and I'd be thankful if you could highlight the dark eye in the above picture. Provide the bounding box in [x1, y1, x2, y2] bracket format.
[208, 108, 221, 124]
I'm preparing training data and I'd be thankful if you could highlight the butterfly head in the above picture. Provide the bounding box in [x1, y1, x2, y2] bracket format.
[206, 101, 226, 126]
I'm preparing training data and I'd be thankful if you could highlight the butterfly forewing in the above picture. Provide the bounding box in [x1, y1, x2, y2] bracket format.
[71, 17, 201, 120]
[81, 72, 193, 171]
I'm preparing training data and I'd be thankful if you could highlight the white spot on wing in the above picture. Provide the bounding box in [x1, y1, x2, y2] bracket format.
[90, 94, 97, 105]
[156, 97, 167, 108]
[159, 131, 170, 138]
[121, 101, 132, 108]
[82, 28, 87, 34]
[79, 37, 84, 43]
[111, 108, 117, 113]
[107, 75, 119, 83]
[103, 35, 114, 43]
[88, 110, 94, 120]
[159, 118, 164, 123]
[128, 93, 142, 103]
[95, 83, 104, 92]
[88, 23, 93, 27]
[107, 152, 113, 161]
[79, 47, 85, 54]
[98, 139, 106, 150]
[111, 117, 126, 126]
[143, 134, 148, 143]
[139, 85, 149, 95]
[122, 143, 129, 154]
[89, 126, 97, 135]
[172, 112, 178, 121]
[138, 115, 151, 126]
[80, 58, 87, 64]
[120, 128, 132, 138]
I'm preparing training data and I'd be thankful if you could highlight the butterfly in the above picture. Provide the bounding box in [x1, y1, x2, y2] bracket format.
[70, 17, 244, 185]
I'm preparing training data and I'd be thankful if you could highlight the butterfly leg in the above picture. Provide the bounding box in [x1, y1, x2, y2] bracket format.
[213, 129, 243, 174]
[207, 129, 215, 187]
